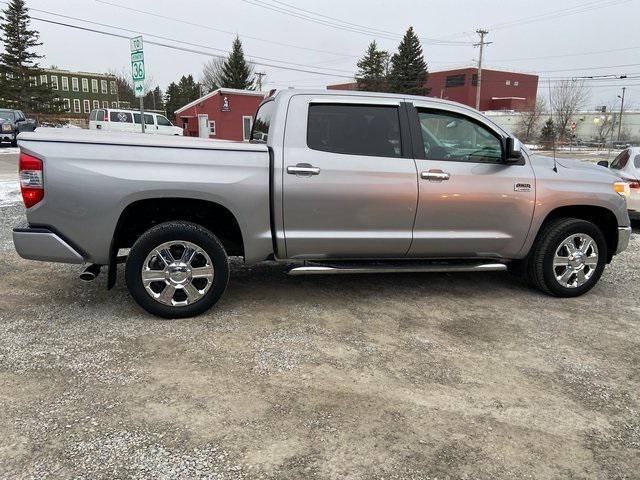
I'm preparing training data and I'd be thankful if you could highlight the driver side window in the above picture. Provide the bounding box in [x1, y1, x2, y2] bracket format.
[418, 109, 503, 163]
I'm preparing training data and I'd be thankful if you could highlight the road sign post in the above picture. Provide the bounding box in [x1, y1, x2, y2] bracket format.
[130, 36, 146, 133]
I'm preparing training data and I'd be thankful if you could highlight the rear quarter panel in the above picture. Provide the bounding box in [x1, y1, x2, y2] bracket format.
[19, 139, 272, 264]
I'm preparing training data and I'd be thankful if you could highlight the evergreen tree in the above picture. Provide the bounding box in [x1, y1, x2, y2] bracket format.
[219, 37, 254, 90]
[540, 118, 556, 143]
[0, 0, 61, 111]
[164, 75, 201, 117]
[388, 27, 429, 96]
[355, 41, 389, 93]
[164, 81, 181, 117]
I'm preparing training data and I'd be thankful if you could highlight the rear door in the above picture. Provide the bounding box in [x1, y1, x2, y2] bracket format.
[282, 95, 418, 259]
[407, 101, 535, 259]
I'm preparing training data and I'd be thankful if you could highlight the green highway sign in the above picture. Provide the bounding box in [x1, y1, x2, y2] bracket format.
[131, 52, 145, 81]
[134, 80, 145, 97]
[130, 36, 145, 98]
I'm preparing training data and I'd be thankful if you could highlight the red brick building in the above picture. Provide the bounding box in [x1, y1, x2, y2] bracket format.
[328, 68, 539, 112]
[174, 88, 266, 141]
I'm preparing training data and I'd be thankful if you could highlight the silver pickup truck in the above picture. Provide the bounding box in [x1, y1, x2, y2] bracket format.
[13, 90, 632, 318]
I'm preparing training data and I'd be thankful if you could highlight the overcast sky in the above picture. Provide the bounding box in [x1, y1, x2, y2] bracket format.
[19, 0, 640, 107]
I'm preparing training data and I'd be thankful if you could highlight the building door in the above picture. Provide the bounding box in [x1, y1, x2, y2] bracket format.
[197, 114, 209, 138]
[407, 103, 535, 259]
[282, 96, 418, 259]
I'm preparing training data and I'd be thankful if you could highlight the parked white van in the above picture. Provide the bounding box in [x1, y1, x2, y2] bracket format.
[89, 108, 183, 136]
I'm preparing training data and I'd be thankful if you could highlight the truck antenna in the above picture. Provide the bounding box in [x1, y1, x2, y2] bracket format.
[548, 79, 558, 173]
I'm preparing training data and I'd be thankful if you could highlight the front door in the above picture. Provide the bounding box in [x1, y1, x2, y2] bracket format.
[283, 96, 418, 259]
[408, 103, 535, 259]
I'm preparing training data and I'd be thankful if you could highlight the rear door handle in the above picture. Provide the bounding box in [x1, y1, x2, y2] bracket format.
[421, 170, 450, 181]
[287, 164, 321, 176]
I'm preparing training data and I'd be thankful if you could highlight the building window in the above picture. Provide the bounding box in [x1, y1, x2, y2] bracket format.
[73, 99, 81, 113]
[93, 100, 100, 109]
[209, 121, 216, 136]
[110, 80, 117, 95]
[242, 116, 253, 141]
[50, 75, 59, 90]
[445, 74, 466, 88]
[82, 78, 89, 92]
[29, 76, 37, 86]
[101, 80, 108, 94]
[91, 79, 98, 93]
[83, 99, 90, 113]
[111, 101, 118, 108]
[61, 77, 69, 91]
[103, 101, 109, 108]
[505, 80, 511, 86]
[40, 74, 48, 85]
[63, 98, 71, 111]
[472, 74, 478, 86]
[514, 81, 519, 87]
[72, 77, 79, 91]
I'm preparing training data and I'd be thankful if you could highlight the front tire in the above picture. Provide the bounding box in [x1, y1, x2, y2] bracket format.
[527, 218, 607, 297]
[125, 222, 229, 319]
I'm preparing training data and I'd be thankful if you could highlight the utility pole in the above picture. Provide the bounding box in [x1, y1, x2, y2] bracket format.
[255, 72, 266, 91]
[473, 29, 492, 111]
[617, 86, 626, 141]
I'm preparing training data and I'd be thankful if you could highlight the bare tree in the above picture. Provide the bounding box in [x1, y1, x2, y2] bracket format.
[593, 108, 615, 145]
[516, 98, 545, 142]
[550, 80, 590, 139]
[201, 57, 225, 93]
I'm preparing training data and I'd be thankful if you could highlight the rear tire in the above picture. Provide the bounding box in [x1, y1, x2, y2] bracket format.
[526, 218, 607, 297]
[125, 221, 229, 319]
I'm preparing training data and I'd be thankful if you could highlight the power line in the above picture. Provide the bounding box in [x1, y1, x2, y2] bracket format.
[28, 16, 356, 80]
[21, 6, 357, 76]
[240, 0, 473, 46]
[93, 0, 359, 59]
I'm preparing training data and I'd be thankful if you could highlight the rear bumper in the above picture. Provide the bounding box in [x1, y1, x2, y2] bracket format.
[13, 227, 84, 264]
[616, 226, 633, 255]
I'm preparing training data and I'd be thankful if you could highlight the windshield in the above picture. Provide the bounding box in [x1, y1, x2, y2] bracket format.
[0, 111, 15, 122]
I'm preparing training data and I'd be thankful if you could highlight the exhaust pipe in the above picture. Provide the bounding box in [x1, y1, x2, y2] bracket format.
[79, 263, 102, 282]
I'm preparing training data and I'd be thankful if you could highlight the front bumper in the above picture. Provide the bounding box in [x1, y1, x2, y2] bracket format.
[13, 227, 84, 264]
[0, 132, 14, 143]
[616, 226, 633, 255]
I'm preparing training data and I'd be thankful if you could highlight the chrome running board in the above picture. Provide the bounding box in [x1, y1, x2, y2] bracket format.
[287, 262, 508, 276]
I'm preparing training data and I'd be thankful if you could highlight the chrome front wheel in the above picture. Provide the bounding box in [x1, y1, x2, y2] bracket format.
[552, 233, 599, 289]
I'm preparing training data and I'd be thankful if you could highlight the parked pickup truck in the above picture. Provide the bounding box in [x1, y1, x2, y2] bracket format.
[14, 90, 632, 318]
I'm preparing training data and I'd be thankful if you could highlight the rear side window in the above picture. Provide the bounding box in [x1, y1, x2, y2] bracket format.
[96, 110, 105, 122]
[134, 113, 155, 125]
[110, 111, 132, 123]
[251, 100, 274, 143]
[307, 104, 401, 158]
[156, 115, 172, 126]
[611, 150, 630, 170]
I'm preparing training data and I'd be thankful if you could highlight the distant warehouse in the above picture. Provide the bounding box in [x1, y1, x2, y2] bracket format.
[328, 67, 539, 112]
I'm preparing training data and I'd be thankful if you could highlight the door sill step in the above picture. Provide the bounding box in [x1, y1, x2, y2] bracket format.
[287, 261, 508, 276]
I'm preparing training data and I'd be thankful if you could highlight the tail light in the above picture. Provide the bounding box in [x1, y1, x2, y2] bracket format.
[19, 152, 44, 208]
[629, 180, 640, 189]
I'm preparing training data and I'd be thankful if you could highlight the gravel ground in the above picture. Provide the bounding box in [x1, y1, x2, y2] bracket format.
[1, 151, 639, 479]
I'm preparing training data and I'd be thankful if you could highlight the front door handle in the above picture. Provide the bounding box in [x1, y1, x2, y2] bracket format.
[287, 164, 321, 176]
[421, 170, 450, 181]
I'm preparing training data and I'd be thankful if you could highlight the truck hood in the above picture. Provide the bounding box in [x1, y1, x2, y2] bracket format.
[528, 153, 619, 180]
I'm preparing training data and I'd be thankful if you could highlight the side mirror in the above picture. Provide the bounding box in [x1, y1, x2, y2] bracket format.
[505, 137, 523, 162]
[597, 160, 609, 168]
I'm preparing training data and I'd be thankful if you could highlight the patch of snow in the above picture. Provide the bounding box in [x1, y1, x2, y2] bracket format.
[0, 180, 20, 207]
[0, 147, 19, 155]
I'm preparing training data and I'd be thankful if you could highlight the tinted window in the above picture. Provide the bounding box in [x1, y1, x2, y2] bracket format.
[307, 104, 401, 158]
[89, 110, 97, 121]
[251, 100, 274, 143]
[134, 113, 155, 125]
[156, 115, 172, 126]
[418, 110, 503, 163]
[110, 111, 132, 123]
[446, 75, 466, 87]
[634, 154, 640, 169]
[97, 110, 105, 122]
[611, 150, 630, 170]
